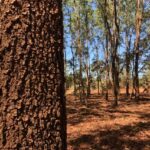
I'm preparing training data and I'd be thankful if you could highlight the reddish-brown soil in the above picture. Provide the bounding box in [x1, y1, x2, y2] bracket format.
[67, 93, 150, 150]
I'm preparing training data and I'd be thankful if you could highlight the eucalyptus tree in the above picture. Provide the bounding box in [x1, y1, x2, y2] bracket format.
[0, 1, 66, 149]
[134, 0, 144, 100]
[74, 0, 86, 102]
[93, 0, 111, 99]
[65, 0, 94, 101]
[64, 0, 78, 95]
[121, 0, 136, 97]
[82, 0, 94, 97]
[96, 0, 120, 106]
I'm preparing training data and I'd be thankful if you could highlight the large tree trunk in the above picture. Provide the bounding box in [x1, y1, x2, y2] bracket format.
[0, 1, 66, 149]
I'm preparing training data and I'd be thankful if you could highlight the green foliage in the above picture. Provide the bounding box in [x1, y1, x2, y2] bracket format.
[64, 0, 149, 96]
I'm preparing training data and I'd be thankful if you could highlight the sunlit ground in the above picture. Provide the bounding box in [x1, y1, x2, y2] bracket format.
[67, 89, 150, 150]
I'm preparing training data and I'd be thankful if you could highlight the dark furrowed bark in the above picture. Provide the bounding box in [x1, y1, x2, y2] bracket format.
[0, 1, 66, 149]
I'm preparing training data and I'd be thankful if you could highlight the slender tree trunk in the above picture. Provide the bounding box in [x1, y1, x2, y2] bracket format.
[134, 0, 144, 100]
[0, 1, 66, 149]
[70, 44, 77, 96]
[76, 1, 85, 103]
[78, 37, 83, 102]
[111, 0, 120, 106]
[125, 30, 130, 97]
[99, 76, 104, 95]
[69, 12, 77, 96]
[88, 63, 91, 96]
[97, 70, 100, 95]
[72, 51, 77, 96]
[111, 53, 119, 106]
[105, 35, 109, 100]
[79, 51, 85, 102]
[126, 54, 130, 97]
[86, 59, 91, 97]
[79, 60, 83, 101]
[101, 0, 119, 105]
[131, 55, 136, 99]
[64, 48, 67, 93]
[95, 46, 100, 95]
[97, 79, 100, 95]
[86, 67, 89, 96]
[124, 5, 132, 98]
[84, 0, 91, 97]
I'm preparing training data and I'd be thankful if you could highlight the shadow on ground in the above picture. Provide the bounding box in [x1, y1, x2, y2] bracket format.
[67, 93, 150, 150]
[69, 121, 150, 150]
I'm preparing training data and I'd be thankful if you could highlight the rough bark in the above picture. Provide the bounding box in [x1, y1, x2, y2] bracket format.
[0, 1, 66, 149]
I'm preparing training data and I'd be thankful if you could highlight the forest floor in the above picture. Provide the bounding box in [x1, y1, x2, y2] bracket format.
[67, 91, 150, 150]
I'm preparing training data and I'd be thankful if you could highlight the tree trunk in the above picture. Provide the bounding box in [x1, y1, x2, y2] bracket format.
[126, 53, 130, 97]
[102, 0, 119, 105]
[111, 54, 119, 106]
[111, 0, 120, 106]
[84, 0, 91, 98]
[0, 1, 66, 149]
[77, 2, 85, 103]
[70, 12, 77, 96]
[64, 48, 67, 94]
[105, 35, 109, 101]
[125, 30, 130, 97]
[97, 75, 100, 95]
[72, 54, 77, 96]
[79, 52, 85, 102]
[86, 64, 91, 97]
[134, 0, 144, 100]
[70, 44, 77, 96]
